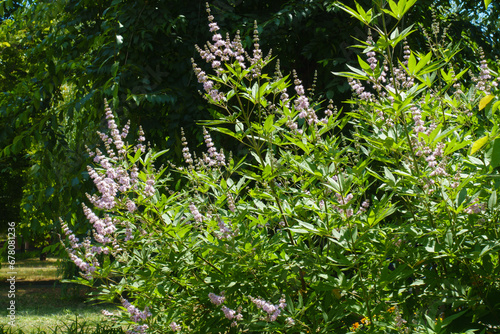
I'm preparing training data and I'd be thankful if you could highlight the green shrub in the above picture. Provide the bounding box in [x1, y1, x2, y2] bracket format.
[60, 1, 500, 333]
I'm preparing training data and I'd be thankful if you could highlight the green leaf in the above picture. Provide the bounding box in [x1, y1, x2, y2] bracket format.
[485, 0, 492, 9]
[357, 55, 371, 73]
[335, 2, 371, 24]
[368, 200, 396, 227]
[235, 122, 244, 133]
[355, 1, 367, 17]
[456, 188, 467, 207]
[470, 134, 489, 155]
[384, 167, 396, 186]
[263, 114, 274, 134]
[479, 95, 494, 111]
[444, 229, 453, 248]
[488, 191, 497, 211]
[388, 0, 400, 18]
[398, 0, 406, 15]
[493, 101, 500, 114]
[444, 136, 471, 155]
[282, 134, 311, 154]
[45, 187, 54, 198]
[467, 155, 485, 167]
[407, 52, 417, 73]
[296, 220, 318, 233]
[414, 51, 432, 74]
[486, 138, 500, 169]
[111, 61, 119, 77]
[401, 0, 417, 17]
[346, 64, 370, 78]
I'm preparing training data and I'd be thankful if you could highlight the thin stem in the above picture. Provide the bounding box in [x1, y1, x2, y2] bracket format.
[196, 252, 225, 276]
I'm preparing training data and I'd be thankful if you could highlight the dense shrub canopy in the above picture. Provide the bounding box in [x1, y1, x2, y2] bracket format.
[54, 1, 500, 333]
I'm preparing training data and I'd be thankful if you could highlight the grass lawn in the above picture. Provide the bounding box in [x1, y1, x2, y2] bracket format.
[0, 257, 125, 333]
[0, 257, 61, 282]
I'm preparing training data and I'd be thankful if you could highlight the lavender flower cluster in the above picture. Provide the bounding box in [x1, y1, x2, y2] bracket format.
[292, 71, 319, 126]
[474, 48, 496, 94]
[169, 322, 181, 332]
[249, 295, 288, 322]
[180, 127, 225, 170]
[321, 176, 370, 219]
[208, 292, 225, 305]
[121, 297, 152, 323]
[120, 297, 151, 334]
[191, 3, 271, 103]
[192, 3, 337, 135]
[216, 217, 237, 240]
[61, 100, 157, 279]
[88, 100, 153, 210]
[208, 292, 243, 327]
[60, 100, 162, 332]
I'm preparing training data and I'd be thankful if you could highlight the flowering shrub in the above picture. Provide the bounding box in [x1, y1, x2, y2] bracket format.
[61, 1, 500, 333]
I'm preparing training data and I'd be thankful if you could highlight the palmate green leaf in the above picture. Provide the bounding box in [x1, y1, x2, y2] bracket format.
[335, 2, 373, 25]
[384, 0, 417, 19]
[427, 125, 460, 146]
[440, 68, 453, 83]
[401, 51, 434, 78]
[382, 25, 415, 48]
[367, 195, 396, 227]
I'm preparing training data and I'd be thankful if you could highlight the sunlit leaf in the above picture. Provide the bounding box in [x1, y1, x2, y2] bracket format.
[479, 95, 495, 111]
[471, 134, 489, 155]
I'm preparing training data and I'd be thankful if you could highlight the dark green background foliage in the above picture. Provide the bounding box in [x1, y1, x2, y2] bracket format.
[0, 0, 498, 243]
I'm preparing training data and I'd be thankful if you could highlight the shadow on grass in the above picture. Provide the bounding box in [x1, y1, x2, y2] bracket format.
[0, 257, 128, 333]
[1, 282, 110, 312]
[0, 283, 124, 333]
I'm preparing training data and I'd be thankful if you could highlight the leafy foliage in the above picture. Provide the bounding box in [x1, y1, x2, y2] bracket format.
[58, 1, 500, 333]
[2, 0, 500, 248]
